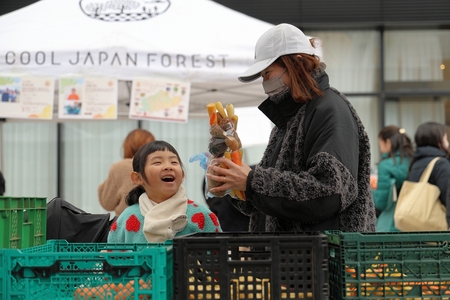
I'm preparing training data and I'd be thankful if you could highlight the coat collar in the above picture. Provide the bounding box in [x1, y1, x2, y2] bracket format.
[414, 146, 448, 159]
[258, 70, 330, 129]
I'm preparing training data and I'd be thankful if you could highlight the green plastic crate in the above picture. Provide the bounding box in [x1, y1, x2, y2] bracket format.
[327, 231, 450, 300]
[0, 196, 47, 249]
[0, 239, 173, 300]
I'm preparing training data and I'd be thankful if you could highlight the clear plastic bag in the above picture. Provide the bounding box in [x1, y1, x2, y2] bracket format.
[190, 101, 246, 200]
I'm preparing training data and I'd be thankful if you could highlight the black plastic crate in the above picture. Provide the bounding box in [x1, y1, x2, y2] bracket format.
[327, 230, 450, 299]
[173, 232, 329, 299]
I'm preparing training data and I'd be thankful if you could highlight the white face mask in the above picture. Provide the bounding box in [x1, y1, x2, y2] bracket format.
[262, 69, 287, 96]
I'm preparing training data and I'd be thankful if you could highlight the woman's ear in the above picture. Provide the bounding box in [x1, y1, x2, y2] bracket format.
[131, 171, 143, 185]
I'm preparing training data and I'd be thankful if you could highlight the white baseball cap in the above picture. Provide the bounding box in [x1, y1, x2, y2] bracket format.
[238, 23, 315, 83]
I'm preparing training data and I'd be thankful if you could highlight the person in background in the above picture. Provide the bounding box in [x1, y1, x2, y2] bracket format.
[207, 23, 376, 233]
[0, 170, 5, 195]
[373, 126, 414, 232]
[98, 128, 155, 216]
[409, 122, 450, 227]
[107, 140, 221, 243]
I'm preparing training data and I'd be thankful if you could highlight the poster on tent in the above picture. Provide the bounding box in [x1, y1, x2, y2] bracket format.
[58, 77, 118, 119]
[0, 76, 54, 119]
[129, 77, 190, 123]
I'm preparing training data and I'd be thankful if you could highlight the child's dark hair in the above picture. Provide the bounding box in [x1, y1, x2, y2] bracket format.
[378, 125, 414, 163]
[125, 140, 183, 206]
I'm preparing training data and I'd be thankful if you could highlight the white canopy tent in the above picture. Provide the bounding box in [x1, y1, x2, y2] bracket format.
[0, 0, 283, 213]
[0, 0, 325, 214]
[0, 0, 281, 117]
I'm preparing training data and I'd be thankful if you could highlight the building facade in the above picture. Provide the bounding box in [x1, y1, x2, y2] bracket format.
[1, 0, 449, 213]
[215, 0, 450, 169]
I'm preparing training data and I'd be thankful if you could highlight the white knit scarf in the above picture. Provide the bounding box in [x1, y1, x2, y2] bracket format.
[139, 185, 188, 242]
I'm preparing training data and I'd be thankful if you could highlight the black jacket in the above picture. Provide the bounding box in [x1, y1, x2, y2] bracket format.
[233, 65, 376, 233]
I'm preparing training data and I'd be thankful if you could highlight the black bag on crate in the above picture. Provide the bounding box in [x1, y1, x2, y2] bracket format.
[46, 197, 117, 243]
[0, 170, 5, 195]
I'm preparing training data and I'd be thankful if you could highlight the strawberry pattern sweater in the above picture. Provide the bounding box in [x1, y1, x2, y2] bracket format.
[108, 198, 222, 243]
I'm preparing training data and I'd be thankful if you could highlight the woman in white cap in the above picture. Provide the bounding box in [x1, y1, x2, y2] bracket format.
[207, 23, 376, 232]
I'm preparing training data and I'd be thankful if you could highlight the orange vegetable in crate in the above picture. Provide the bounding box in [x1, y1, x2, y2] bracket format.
[72, 278, 155, 300]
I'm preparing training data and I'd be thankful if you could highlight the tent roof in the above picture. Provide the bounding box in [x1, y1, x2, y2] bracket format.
[0, 0, 278, 116]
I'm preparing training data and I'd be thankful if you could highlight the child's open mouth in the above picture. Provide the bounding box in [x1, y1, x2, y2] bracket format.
[161, 175, 175, 182]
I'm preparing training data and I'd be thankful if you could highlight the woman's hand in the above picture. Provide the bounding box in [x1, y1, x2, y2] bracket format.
[206, 158, 252, 193]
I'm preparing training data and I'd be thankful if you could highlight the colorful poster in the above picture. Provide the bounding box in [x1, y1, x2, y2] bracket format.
[58, 77, 118, 119]
[0, 76, 54, 119]
[129, 78, 190, 123]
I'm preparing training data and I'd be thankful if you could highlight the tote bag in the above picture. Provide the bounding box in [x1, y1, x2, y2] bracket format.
[394, 157, 448, 231]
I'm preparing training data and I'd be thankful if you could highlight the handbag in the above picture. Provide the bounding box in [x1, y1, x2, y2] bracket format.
[394, 157, 448, 231]
[47, 197, 117, 243]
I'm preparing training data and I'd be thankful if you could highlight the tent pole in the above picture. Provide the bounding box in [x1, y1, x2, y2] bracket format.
[57, 123, 62, 197]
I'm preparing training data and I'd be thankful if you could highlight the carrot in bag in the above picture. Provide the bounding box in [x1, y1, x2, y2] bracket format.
[231, 149, 246, 200]
[205, 101, 245, 200]
[221, 151, 231, 168]
[231, 149, 243, 166]
[209, 112, 217, 125]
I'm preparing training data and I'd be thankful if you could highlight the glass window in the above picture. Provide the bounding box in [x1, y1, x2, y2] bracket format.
[384, 30, 450, 142]
[385, 96, 447, 138]
[346, 96, 380, 169]
[61, 118, 212, 214]
[385, 30, 450, 83]
[307, 30, 381, 93]
[2, 122, 57, 199]
[61, 120, 137, 214]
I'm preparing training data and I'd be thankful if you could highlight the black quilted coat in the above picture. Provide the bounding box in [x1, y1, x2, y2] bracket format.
[234, 65, 376, 233]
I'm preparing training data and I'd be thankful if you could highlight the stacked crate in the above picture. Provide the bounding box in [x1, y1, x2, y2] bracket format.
[0, 240, 173, 299]
[173, 232, 329, 300]
[0, 196, 46, 249]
